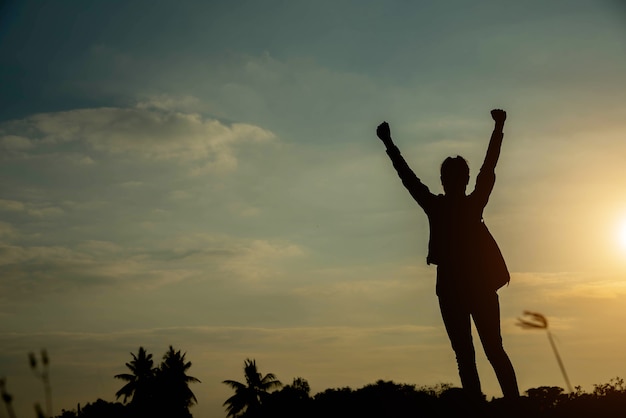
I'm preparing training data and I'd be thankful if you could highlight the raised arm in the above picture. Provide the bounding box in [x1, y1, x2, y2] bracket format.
[377, 121, 434, 209]
[474, 109, 507, 202]
[482, 109, 506, 173]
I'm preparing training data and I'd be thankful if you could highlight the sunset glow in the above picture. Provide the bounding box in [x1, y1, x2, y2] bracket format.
[617, 219, 626, 252]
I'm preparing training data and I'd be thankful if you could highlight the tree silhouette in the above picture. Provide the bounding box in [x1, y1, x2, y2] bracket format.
[77, 399, 129, 418]
[264, 377, 313, 418]
[223, 358, 282, 418]
[114, 347, 156, 406]
[155, 345, 201, 418]
[282, 377, 311, 401]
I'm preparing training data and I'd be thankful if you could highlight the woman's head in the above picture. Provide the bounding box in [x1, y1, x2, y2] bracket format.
[440, 156, 469, 195]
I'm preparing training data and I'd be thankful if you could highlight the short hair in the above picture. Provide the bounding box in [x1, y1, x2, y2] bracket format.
[441, 156, 469, 184]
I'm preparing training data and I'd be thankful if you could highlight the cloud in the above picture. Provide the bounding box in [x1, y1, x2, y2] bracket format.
[510, 271, 626, 300]
[218, 239, 305, 282]
[168, 190, 190, 200]
[0, 199, 65, 219]
[155, 233, 307, 283]
[0, 199, 25, 211]
[549, 279, 626, 301]
[0, 104, 277, 175]
[0, 135, 34, 151]
[0, 222, 18, 238]
[66, 153, 96, 165]
[0, 231, 307, 300]
[27, 206, 65, 218]
[118, 180, 143, 188]
[0, 239, 178, 298]
[135, 95, 202, 113]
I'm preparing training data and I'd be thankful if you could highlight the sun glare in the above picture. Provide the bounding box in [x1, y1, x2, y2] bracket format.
[618, 220, 626, 252]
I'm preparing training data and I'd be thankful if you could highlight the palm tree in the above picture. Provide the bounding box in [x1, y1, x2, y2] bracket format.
[156, 345, 201, 417]
[114, 347, 156, 404]
[223, 358, 282, 418]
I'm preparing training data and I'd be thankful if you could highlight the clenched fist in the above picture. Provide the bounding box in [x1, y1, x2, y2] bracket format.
[377, 121, 391, 142]
[491, 109, 507, 124]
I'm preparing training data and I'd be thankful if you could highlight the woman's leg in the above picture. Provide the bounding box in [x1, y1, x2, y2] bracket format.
[472, 291, 519, 398]
[438, 295, 482, 399]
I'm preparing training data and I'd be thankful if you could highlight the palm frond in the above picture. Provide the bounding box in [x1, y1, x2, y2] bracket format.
[223, 380, 246, 391]
[114, 373, 135, 381]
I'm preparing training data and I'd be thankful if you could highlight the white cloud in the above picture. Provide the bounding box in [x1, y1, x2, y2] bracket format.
[118, 180, 143, 188]
[168, 190, 190, 200]
[0, 199, 65, 218]
[0, 135, 34, 151]
[0, 105, 277, 175]
[153, 233, 307, 283]
[66, 153, 96, 165]
[0, 199, 25, 211]
[27, 206, 65, 218]
[78, 240, 123, 255]
[0, 222, 18, 238]
[510, 271, 626, 301]
[0, 232, 308, 299]
[217, 239, 305, 281]
[135, 94, 202, 113]
[238, 206, 261, 218]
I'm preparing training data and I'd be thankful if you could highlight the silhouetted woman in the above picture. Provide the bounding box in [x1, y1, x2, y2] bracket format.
[376, 109, 519, 400]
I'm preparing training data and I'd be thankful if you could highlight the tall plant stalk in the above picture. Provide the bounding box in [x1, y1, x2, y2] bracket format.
[29, 349, 52, 417]
[517, 311, 573, 393]
[0, 378, 17, 418]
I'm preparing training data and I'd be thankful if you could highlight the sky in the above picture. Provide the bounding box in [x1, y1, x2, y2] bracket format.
[1, 0, 626, 417]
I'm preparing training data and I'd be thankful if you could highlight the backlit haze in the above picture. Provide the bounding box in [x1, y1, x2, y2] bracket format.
[1, 1, 626, 417]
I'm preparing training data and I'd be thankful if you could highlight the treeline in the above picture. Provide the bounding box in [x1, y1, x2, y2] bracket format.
[51, 377, 626, 418]
[3, 347, 626, 418]
[221, 370, 626, 418]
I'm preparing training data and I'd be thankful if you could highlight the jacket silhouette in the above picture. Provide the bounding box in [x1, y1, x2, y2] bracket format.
[384, 130, 509, 296]
[376, 109, 519, 399]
